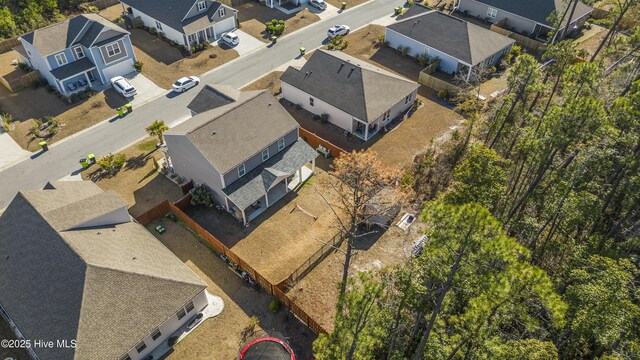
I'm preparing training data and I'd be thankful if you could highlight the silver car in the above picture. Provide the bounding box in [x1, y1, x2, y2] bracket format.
[310, 0, 327, 10]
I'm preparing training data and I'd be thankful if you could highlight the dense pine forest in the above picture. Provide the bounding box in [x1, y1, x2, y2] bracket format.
[313, 1, 640, 359]
[0, 0, 89, 40]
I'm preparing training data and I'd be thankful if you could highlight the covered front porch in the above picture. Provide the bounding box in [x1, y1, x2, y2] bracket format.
[352, 118, 380, 141]
[50, 58, 98, 95]
[186, 25, 220, 48]
[223, 140, 318, 225]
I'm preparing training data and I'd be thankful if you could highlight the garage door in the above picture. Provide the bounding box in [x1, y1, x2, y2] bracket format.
[215, 17, 236, 38]
[102, 59, 135, 82]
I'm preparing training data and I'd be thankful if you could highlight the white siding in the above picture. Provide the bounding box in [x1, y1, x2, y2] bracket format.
[121, 290, 208, 360]
[130, 7, 187, 47]
[214, 16, 236, 36]
[385, 28, 463, 75]
[281, 82, 360, 133]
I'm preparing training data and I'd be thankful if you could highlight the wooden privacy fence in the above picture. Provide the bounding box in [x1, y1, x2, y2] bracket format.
[0, 38, 20, 54]
[0, 71, 41, 93]
[418, 70, 460, 93]
[299, 127, 347, 158]
[278, 231, 343, 291]
[83, 0, 119, 10]
[135, 198, 329, 335]
[490, 25, 546, 53]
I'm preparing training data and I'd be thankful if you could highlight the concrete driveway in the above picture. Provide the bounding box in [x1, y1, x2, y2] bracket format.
[123, 72, 167, 105]
[0, 131, 30, 171]
[218, 30, 265, 56]
[306, 3, 341, 20]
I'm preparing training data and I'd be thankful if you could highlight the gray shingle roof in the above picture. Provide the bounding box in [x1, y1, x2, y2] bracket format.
[0, 181, 207, 360]
[120, 0, 235, 34]
[187, 84, 245, 114]
[473, 0, 592, 27]
[20, 13, 128, 56]
[223, 139, 318, 210]
[389, 6, 514, 65]
[280, 50, 419, 123]
[50, 57, 96, 80]
[167, 90, 300, 175]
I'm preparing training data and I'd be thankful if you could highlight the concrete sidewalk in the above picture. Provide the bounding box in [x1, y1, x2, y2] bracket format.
[0, 131, 30, 171]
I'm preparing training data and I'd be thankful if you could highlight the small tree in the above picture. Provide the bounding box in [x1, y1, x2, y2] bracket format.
[265, 19, 285, 36]
[146, 120, 169, 145]
[191, 184, 214, 207]
[97, 153, 126, 175]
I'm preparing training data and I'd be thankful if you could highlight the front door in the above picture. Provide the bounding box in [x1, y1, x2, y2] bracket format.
[87, 71, 95, 82]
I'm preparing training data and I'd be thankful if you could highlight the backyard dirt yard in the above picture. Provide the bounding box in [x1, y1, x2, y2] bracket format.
[325, 0, 369, 10]
[151, 218, 316, 360]
[289, 213, 425, 331]
[0, 50, 27, 82]
[81, 137, 183, 217]
[241, 70, 284, 95]
[130, 29, 239, 89]
[237, 3, 320, 43]
[187, 168, 344, 284]
[98, 4, 124, 21]
[575, 25, 608, 63]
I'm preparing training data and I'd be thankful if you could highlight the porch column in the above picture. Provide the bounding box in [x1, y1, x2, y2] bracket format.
[84, 72, 91, 88]
[225, 197, 231, 211]
[285, 177, 289, 192]
[265, 193, 270, 208]
[213, 25, 217, 40]
[241, 209, 247, 225]
[311, 158, 316, 173]
[298, 168, 302, 182]
[466, 66, 473, 82]
[364, 124, 369, 141]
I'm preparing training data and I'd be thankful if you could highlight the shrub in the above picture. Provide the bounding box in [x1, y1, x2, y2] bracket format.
[417, 52, 428, 66]
[204, 40, 211, 49]
[134, 60, 144, 72]
[327, 35, 348, 50]
[437, 89, 449, 99]
[269, 300, 281, 313]
[408, 1, 414, 6]
[149, 27, 157, 35]
[97, 153, 127, 175]
[17, 62, 33, 73]
[265, 19, 285, 36]
[87, 5, 99, 12]
[321, 113, 329, 123]
[377, 34, 385, 44]
[396, 45, 404, 52]
[169, 40, 176, 47]
[1, 113, 14, 132]
[401, 47, 409, 56]
[191, 184, 214, 207]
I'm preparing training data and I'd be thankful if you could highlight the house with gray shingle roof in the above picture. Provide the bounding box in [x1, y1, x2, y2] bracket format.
[119, 0, 237, 51]
[164, 87, 318, 225]
[280, 50, 420, 141]
[454, 0, 593, 42]
[16, 13, 137, 96]
[0, 181, 211, 360]
[385, 5, 514, 82]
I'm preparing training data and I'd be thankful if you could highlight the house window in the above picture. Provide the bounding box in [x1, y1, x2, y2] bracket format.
[105, 42, 121, 57]
[73, 46, 85, 59]
[404, 94, 411, 104]
[135, 341, 147, 353]
[278, 138, 285, 151]
[185, 301, 195, 313]
[151, 329, 162, 341]
[197, 1, 206, 11]
[176, 308, 186, 320]
[238, 164, 246, 177]
[54, 52, 67, 66]
[487, 7, 497, 18]
[383, 110, 391, 121]
[262, 148, 269, 162]
[309, 97, 314, 106]
[155, 20, 162, 30]
[219, 8, 225, 17]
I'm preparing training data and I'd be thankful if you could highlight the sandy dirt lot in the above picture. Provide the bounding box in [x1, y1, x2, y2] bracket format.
[237, 3, 320, 43]
[81, 138, 184, 217]
[152, 218, 316, 360]
[187, 168, 343, 284]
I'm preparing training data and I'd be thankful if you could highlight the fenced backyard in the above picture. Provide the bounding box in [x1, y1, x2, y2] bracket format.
[0, 70, 41, 93]
[136, 197, 330, 335]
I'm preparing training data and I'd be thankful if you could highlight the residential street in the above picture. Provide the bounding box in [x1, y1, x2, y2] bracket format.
[0, 0, 403, 210]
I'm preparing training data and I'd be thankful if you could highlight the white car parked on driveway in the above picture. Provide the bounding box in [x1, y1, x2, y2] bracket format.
[309, 0, 327, 10]
[110, 76, 137, 97]
[327, 24, 350, 38]
[172, 76, 200, 92]
[221, 32, 240, 46]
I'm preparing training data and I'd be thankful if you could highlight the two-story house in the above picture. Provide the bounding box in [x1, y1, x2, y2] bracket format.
[454, 0, 593, 42]
[120, 0, 237, 51]
[163, 85, 318, 225]
[280, 50, 420, 141]
[0, 181, 214, 360]
[16, 13, 137, 96]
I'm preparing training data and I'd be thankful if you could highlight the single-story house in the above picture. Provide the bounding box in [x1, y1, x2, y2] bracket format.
[16, 13, 137, 96]
[454, 0, 593, 42]
[385, 5, 515, 81]
[280, 50, 420, 141]
[0, 181, 211, 360]
[164, 86, 318, 225]
[120, 0, 237, 51]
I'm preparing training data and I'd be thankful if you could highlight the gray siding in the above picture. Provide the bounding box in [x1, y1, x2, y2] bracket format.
[97, 38, 130, 65]
[222, 128, 299, 186]
[458, 0, 537, 34]
[164, 134, 226, 205]
[46, 48, 75, 70]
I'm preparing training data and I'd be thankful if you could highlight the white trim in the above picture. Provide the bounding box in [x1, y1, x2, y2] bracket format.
[99, 39, 129, 66]
[237, 163, 246, 177]
[277, 138, 285, 151]
[73, 46, 85, 60]
[261, 148, 269, 162]
[54, 52, 68, 66]
[197, 1, 206, 11]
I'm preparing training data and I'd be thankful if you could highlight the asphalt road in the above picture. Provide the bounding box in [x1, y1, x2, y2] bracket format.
[0, 0, 404, 210]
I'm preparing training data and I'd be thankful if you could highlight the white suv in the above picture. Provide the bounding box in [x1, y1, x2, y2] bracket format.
[327, 24, 350, 38]
[110, 76, 137, 97]
[221, 32, 239, 46]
